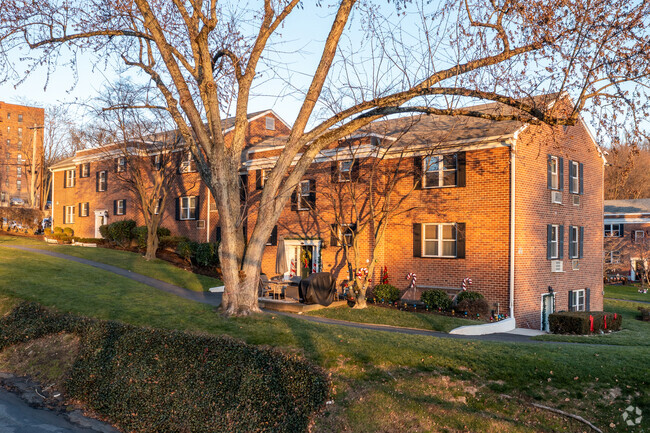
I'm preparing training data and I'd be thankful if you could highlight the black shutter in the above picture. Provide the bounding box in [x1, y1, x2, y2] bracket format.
[547, 155, 552, 189]
[568, 160, 575, 193]
[194, 196, 200, 220]
[413, 223, 422, 257]
[414, 156, 423, 189]
[78, 203, 82, 217]
[331, 161, 339, 183]
[308, 179, 316, 206]
[291, 190, 298, 211]
[113, 200, 117, 215]
[175, 198, 180, 220]
[579, 163, 584, 195]
[547, 225, 553, 259]
[585, 288, 591, 311]
[558, 225, 564, 259]
[255, 170, 262, 190]
[215, 226, 221, 243]
[104, 171, 108, 191]
[632, 230, 636, 243]
[456, 152, 466, 187]
[268, 226, 278, 246]
[558, 157, 564, 191]
[579, 226, 584, 259]
[456, 222, 466, 258]
[96, 172, 99, 191]
[122, 199, 126, 215]
[568, 290, 574, 311]
[351, 160, 360, 181]
[330, 224, 339, 247]
[569, 226, 575, 258]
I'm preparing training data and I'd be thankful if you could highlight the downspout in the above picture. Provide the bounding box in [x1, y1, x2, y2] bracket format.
[206, 187, 211, 243]
[51, 169, 55, 228]
[509, 140, 516, 319]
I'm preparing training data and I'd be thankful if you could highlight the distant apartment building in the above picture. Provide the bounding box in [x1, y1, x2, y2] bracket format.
[604, 199, 650, 281]
[0, 101, 45, 207]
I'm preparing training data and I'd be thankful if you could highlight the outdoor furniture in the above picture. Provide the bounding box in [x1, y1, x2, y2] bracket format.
[298, 272, 337, 306]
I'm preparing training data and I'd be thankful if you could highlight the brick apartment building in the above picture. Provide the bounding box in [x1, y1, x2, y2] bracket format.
[603, 198, 650, 282]
[50, 96, 605, 329]
[0, 101, 45, 207]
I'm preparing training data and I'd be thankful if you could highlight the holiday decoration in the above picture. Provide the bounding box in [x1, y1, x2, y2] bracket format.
[406, 272, 417, 289]
[461, 277, 473, 291]
[382, 266, 389, 284]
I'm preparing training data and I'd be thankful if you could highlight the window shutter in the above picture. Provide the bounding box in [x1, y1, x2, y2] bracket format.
[291, 190, 298, 211]
[215, 226, 221, 243]
[414, 156, 423, 189]
[631, 230, 636, 242]
[579, 163, 584, 195]
[456, 222, 466, 258]
[579, 226, 584, 259]
[568, 290, 574, 311]
[456, 152, 466, 187]
[194, 196, 200, 220]
[175, 198, 180, 221]
[331, 162, 338, 183]
[558, 157, 564, 191]
[255, 170, 262, 190]
[351, 160, 360, 181]
[568, 160, 575, 193]
[585, 288, 591, 311]
[104, 172, 108, 191]
[330, 224, 339, 247]
[413, 223, 422, 257]
[113, 200, 117, 215]
[547, 155, 552, 189]
[96, 172, 100, 191]
[308, 179, 316, 206]
[268, 226, 278, 246]
[569, 226, 575, 258]
[558, 225, 565, 259]
[78, 203, 82, 217]
[547, 225, 552, 260]
[123, 199, 127, 214]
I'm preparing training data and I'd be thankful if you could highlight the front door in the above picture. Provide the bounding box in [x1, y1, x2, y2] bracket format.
[94, 211, 107, 238]
[541, 294, 555, 331]
[284, 240, 320, 279]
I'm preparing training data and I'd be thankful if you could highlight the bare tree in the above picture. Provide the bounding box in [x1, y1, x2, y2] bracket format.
[605, 140, 650, 200]
[41, 106, 79, 208]
[2, 1, 649, 315]
[605, 229, 650, 288]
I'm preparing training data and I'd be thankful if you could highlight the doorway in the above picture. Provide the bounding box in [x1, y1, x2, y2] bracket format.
[540, 293, 555, 332]
[94, 210, 108, 239]
[283, 239, 321, 279]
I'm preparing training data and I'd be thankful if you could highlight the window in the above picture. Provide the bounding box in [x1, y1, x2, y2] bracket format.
[179, 152, 196, 173]
[16, 180, 21, 191]
[422, 223, 457, 258]
[604, 251, 621, 264]
[6, 113, 9, 120]
[569, 161, 580, 194]
[604, 223, 623, 237]
[569, 289, 585, 312]
[5, 139, 9, 146]
[338, 160, 353, 182]
[17, 154, 22, 164]
[80, 202, 89, 217]
[65, 169, 76, 188]
[80, 163, 90, 178]
[97, 171, 107, 192]
[180, 196, 197, 220]
[17, 127, 22, 137]
[299, 180, 311, 210]
[154, 199, 162, 215]
[64, 205, 75, 224]
[635, 230, 645, 242]
[423, 154, 457, 188]
[117, 157, 126, 172]
[115, 199, 126, 215]
[17, 140, 21, 149]
[340, 224, 356, 246]
[265, 117, 275, 130]
[569, 226, 580, 259]
[549, 156, 559, 190]
[548, 225, 560, 259]
[17, 114, 23, 122]
[16, 167, 21, 177]
[153, 154, 162, 170]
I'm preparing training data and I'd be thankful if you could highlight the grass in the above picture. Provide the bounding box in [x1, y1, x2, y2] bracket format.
[0, 234, 222, 292]
[0, 245, 648, 432]
[306, 304, 477, 333]
[605, 283, 650, 303]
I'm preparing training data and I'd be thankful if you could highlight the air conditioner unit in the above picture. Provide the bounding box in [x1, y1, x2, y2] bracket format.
[572, 259, 580, 270]
[196, 219, 206, 229]
[551, 260, 563, 272]
[572, 195, 580, 206]
[551, 191, 562, 204]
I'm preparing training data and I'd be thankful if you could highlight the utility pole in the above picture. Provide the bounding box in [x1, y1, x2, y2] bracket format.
[28, 124, 44, 209]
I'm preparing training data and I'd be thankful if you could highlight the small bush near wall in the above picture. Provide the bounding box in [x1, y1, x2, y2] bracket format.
[455, 291, 484, 303]
[0, 302, 329, 433]
[549, 311, 623, 334]
[456, 298, 489, 318]
[133, 226, 172, 250]
[159, 235, 189, 250]
[63, 227, 74, 237]
[420, 290, 452, 311]
[100, 220, 137, 247]
[372, 284, 401, 304]
[177, 240, 220, 268]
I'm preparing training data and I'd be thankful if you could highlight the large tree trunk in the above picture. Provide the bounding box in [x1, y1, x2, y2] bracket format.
[144, 227, 159, 261]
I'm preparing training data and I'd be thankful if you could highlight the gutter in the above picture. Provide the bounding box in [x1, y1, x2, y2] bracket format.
[509, 138, 518, 319]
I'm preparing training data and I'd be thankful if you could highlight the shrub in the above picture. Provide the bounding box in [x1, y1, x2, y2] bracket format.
[63, 227, 74, 237]
[44, 227, 54, 236]
[157, 226, 171, 237]
[194, 242, 219, 268]
[549, 311, 623, 334]
[53, 226, 63, 235]
[104, 220, 137, 247]
[99, 224, 109, 239]
[456, 298, 489, 318]
[134, 226, 173, 250]
[0, 302, 328, 433]
[372, 284, 401, 304]
[177, 240, 195, 263]
[420, 289, 452, 310]
[456, 291, 484, 303]
[639, 307, 650, 322]
[159, 235, 188, 250]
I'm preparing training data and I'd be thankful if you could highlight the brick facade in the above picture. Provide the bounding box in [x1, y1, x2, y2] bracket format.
[0, 101, 45, 207]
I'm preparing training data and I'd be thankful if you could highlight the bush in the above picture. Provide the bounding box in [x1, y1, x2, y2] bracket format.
[157, 227, 171, 237]
[63, 227, 74, 237]
[159, 235, 189, 250]
[372, 284, 401, 304]
[103, 220, 137, 247]
[456, 291, 485, 303]
[456, 298, 489, 318]
[420, 289, 452, 310]
[0, 302, 329, 433]
[639, 307, 650, 322]
[53, 226, 63, 235]
[177, 240, 195, 263]
[549, 311, 623, 334]
[99, 224, 109, 239]
[133, 226, 173, 250]
[44, 227, 54, 236]
[177, 241, 220, 268]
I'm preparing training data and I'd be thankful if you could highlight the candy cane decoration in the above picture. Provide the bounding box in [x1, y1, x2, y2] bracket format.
[406, 272, 417, 290]
[356, 268, 369, 278]
[290, 259, 296, 277]
[461, 277, 473, 291]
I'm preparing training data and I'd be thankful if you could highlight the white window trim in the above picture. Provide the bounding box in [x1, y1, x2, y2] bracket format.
[338, 160, 352, 182]
[571, 289, 586, 312]
[421, 223, 457, 258]
[116, 200, 125, 215]
[16, 167, 21, 177]
[550, 156, 559, 190]
[298, 180, 311, 210]
[265, 116, 276, 130]
[604, 250, 621, 264]
[423, 154, 457, 188]
[117, 157, 126, 172]
[81, 202, 89, 217]
[604, 223, 623, 237]
[570, 226, 579, 259]
[98, 171, 107, 192]
[65, 169, 76, 188]
[635, 230, 645, 241]
[65, 205, 75, 224]
[550, 224, 559, 259]
[180, 153, 195, 173]
[571, 161, 580, 194]
[180, 196, 197, 220]
[81, 163, 90, 178]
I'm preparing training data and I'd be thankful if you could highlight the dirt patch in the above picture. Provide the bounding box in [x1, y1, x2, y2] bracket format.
[0, 332, 80, 389]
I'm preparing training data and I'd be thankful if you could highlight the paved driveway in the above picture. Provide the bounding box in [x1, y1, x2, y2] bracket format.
[0, 388, 117, 433]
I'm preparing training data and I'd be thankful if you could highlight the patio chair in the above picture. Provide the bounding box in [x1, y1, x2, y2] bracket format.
[258, 273, 272, 298]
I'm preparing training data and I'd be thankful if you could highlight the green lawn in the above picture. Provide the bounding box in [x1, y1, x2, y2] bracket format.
[0, 245, 648, 432]
[0, 234, 221, 292]
[307, 304, 477, 333]
[605, 283, 650, 303]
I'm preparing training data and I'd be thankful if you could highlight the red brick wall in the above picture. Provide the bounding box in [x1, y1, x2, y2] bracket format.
[604, 220, 650, 278]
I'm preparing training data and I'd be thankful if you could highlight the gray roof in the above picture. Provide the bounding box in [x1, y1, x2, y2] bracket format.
[49, 155, 76, 170]
[604, 199, 650, 214]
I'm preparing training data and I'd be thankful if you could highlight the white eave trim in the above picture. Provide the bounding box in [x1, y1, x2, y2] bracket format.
[604, 217, 650, 224]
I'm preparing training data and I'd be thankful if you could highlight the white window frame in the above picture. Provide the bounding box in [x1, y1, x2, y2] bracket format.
[98, 171, 107, 192]
[421, 223, 457, 258]
[298, 180, 311, 210]
[17, 153, 22, 164]
[16, 167, 21, 177]
[571, 161, 579, 194]
[64, 205, 75, 224]
[116, 199, 125, 215]
[17, 127, 22, 137]
[570, 226, 579, 259]
[80, 202, 89, 217]
[423, 154, 457, 188]
[549, 224, 559, 259]
[604, 250, 621, 264]
[154, 154, 162, 170]
[265, 116, 276, 130]
[635, 230, 645, 241]
[65, 169, 76, 188]
[117, 157, 126, 172]
[550, 156, 559, 190]
[154, 199, 162, 215]
[340, 224, 355, 247]
[604, 223, 623, 237]
[571, 289, 585, 312]
[180, 196, 197, 220]
[338, 160, 353, 182]
[81, 163, 90, 178]
[179, 152, 195, 173]
[16, 179, 21, 191]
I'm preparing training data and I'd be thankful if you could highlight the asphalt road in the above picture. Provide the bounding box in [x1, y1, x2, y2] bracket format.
[0, 388, 115, 433]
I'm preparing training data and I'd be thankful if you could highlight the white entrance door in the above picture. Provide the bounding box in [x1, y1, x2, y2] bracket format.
[94, 210, 108, 238]
[283, 240, 320, 279]
[541, 293, 555, 331]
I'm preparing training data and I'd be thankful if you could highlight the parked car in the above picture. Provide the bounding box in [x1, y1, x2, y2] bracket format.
[9, 197, 25, 207]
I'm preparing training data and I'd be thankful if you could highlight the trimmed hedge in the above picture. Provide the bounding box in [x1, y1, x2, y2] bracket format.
[100, 220, 137, 247]
[177, 240, 220, 268]
[456, 291, 484, 303]
[372, 284, 401, 304]
[133, 226, 172, 250]
[549, 311, 623, 334]
[0, 302, 329, 433]
[160, 235, 189, 250]
[420, 289, 452, 310]
[63, 227, 74, 237]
